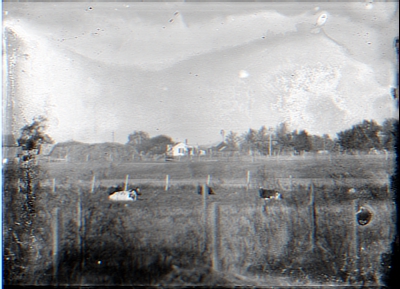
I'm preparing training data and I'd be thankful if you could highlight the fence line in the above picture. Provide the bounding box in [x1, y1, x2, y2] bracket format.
[41, 176, 390, 192]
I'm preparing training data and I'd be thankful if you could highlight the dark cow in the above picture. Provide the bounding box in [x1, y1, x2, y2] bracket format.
[258, 187, 282, 200]
[197, 185, 215, 195]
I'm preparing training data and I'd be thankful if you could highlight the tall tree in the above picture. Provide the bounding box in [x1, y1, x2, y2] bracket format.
[126, 131, 150, 154]
[322, 134, 335, 151]
[145, 135, 174, 155]
[240, 128, 257, 154]
[126, 131, 150, 146]
[275, 122, 293, 155]
[337, 120, 382, 153]
[17, 116, 53, 158]
[225, 131, 240, 149]
[255, 126, 269, 155]
[292, 130, 312, 154]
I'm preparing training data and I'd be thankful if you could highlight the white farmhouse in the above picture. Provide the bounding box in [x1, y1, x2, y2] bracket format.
[166, 140, 199, 157]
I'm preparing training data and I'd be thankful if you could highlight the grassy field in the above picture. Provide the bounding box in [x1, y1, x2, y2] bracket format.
[41, 154, 393, 187]
[3, 154, 396, 286]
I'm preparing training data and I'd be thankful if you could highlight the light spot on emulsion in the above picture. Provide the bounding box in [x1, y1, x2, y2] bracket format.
[316, 13, 328, 26]
[239, 70, 249, 79]
[162, 86, 168, 91]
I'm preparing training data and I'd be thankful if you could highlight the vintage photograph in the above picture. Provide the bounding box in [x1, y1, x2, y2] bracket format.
[2, 1, 399, 287]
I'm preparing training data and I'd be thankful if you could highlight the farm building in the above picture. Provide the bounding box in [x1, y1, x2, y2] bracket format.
[166, 141, 200, 157]
[209, 141, 239, 156]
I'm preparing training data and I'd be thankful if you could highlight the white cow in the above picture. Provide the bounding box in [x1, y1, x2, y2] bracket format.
[108, 189, 138, 202]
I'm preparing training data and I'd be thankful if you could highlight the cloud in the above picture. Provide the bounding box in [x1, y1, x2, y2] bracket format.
[4, 4, 310, 71]
[3, 2, 397, 144]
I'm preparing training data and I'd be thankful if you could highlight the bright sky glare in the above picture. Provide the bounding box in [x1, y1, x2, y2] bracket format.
[3, 2, 399, 145]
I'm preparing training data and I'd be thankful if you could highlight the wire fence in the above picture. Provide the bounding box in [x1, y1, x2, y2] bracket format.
[43, 181, 393, 286]
[41, 175, 390, 192]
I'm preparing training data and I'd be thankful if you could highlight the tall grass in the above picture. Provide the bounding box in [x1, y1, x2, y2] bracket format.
[3, 159, 395, 286]
[215, 184, 395, 286]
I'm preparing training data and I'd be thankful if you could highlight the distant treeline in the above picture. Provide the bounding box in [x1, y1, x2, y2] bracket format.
[125, 118, 398, 156]
[221, 118, 398, 156]
[31, 118, 400, 162]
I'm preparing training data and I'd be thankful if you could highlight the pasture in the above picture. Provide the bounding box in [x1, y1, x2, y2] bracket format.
[3, 154, 396, 286]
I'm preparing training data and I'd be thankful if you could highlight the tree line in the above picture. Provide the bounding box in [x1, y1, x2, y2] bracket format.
[126, 118, 398, 156]
[12, 117, 398, 158]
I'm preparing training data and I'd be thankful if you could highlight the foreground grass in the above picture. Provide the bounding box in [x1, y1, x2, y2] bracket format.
[3, 164, 396, 287]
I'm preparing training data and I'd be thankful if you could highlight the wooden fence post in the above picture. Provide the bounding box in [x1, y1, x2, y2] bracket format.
[289, 175, 293, 191]
[81, 194, 86, 278]
[76, 189, 81, 253]
[124, 174, 129, 191]
[309, 182, 317, 252]
[211, 202, 220, 271]
[76, 189, 83, 282]
[246, 171, 251, 191]
[353, 199, 360, 281]
[165, 175, 170, 191]
[202, 183, 208, 253]
[207, 175, 211, 186]
[52, 207, 60, 284]
[52, 178, 56, 193]
[91, 175, 96, 193]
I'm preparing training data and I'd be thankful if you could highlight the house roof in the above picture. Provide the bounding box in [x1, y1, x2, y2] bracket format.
[171, 142, 198, 148]
[215, 141, 228, 150]
[210, 141, 238, 152]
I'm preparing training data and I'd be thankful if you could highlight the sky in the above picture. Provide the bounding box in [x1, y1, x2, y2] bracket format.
[2, 1, 399, 145]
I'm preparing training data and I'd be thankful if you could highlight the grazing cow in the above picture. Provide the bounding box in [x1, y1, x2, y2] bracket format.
[108, 185, 141, 196]
[108, 189, 138, 202]
[259, 187, 281, 200]
[196, 185, 215, 195]
[356, 206, 372, 226]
